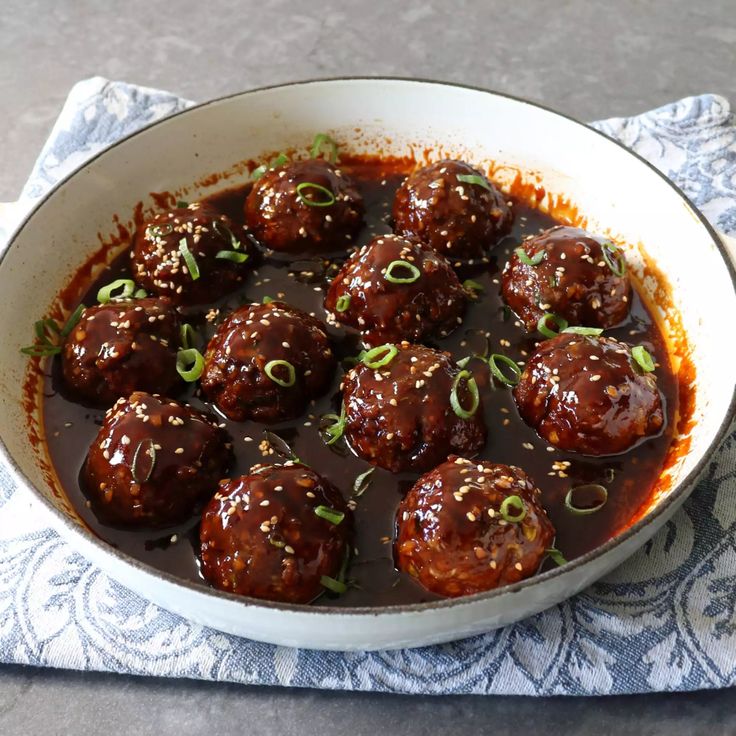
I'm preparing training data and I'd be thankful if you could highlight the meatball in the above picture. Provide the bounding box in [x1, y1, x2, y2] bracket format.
[392, 160, 512, 262]
[61, 297, 181, 405]
[342, 343, 486, 473]
[324, 233, 467, 347]
[83, 392, 233, 527]
[513, 333, 664, 455]
[245, 159, 364, 253]
[502, 226, 631, 331]
[395, 457, 555, 597]
[201, 301, 336, 423]
[199, 462, 352, 603]
[131, 203, 252, 305]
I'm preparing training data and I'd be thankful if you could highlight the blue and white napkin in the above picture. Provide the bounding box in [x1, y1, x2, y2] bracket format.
[0, 78, 735, 695]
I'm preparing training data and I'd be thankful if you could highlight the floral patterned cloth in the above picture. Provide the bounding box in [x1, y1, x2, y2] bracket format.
[0, 78, 734, 695]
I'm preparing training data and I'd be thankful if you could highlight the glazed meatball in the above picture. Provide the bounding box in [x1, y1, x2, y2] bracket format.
[201, 301, 336, 423]
[131, 203, 252, 305]
[392, 160, 512, 262]
[200, 462, 352, 603]
[395, 457, 555, 597]
[502, 226, 631, 331]
[324, 233, 467, 346]
[83, 392, 233, 527]
[513, 333, 664, 455]
[61, 297, 181, 405]
[245, 158, 364, 253]
[342, 343, 486, 473]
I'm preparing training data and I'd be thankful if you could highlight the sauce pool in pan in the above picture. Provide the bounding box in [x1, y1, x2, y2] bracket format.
[41, 155, 678, 607]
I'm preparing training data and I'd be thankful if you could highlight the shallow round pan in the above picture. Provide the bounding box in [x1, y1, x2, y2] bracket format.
[1, 79, 735, 651]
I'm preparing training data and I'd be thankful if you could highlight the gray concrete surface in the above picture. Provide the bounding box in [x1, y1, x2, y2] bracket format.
[1, 0, 736, 733]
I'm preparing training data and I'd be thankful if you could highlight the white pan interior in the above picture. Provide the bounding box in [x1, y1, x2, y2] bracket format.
[0, 79, 733, 650]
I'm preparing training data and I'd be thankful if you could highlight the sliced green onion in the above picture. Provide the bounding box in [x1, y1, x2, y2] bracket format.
[537, 312, 569, 339]
[361, 343, 398, 369]
[450, 370, 480, 419]
[546, 548, 568, 567]
[320, 575, 347, 594]
[601, 240, 627, 277]
[131, 438, 156, 483]
[179, 238, 200, 280]
[265, 359, 296, 387]
[514, 247, 545, 266]
[463, 279, 484, 295]
[335, 294, 351, 312]
[252, 153, 289, 180]
[311, 133, 339, 163]
[500, 494, 527, 523]
[133, 288, 148, 299]
[456, 355, 472, 369]
[176, 200, 189, 209]
[353, 467, 375, 498]
[384, 260, 421, 284]
[562, 326, 604, 336]
[314, 505, 345, 525]
[97, 279, 136, 304]
[262, 295, 274, 304]
[215, 250, 249, 263]
[180, 323, 196, 350]
[296, 181, 335, 207]
[263, 430, 300, 463]
[320, 406, 346, 446]
[176, 348, 204, 382]
[456, 173, 493, 192]
[59, 304, 86, 338]
[564, 484, 608, 515]
[149, 223, 173, 238]
[213, 220, 242, 250]
[632, 345, 655, 372]
[269, 537, 286, 549]
[488, 354, 521, 387]
[20, 344, 62, 357]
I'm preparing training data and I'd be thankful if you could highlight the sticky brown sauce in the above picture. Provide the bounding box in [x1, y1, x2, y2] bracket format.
[41, 157, 678, 607]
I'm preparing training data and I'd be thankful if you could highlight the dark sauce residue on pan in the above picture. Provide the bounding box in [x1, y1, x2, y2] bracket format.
[42, 157, 677, 607]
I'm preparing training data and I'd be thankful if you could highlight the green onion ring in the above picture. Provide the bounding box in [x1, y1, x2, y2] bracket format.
[310, 133, 339, 163]
[488, 354, 522, 387]
[499, 494, 527, 523]
[59, 304, 86, 338]
[562, 326, 604, 336]
[335, 294, 351, 312]
[601, 240, 627, 277]
[131, 438, 156, 483]
[537, 312, 569, 339]
[546, 548, 568, 567]
[295, 181, 336, 207]
[20, 345, 62, 357]
[314, 505, 345, 525]
[514, 247, 545, 266]
[215, 250, 249, 263]
[320, 575, 347, 594]
[180, 323, 196, 350]
[456, 173, 493, 192]
[320, 406, 346, 446]
[176, 200, 189, 209]
[352, 467, 375, 497]
[361, 344, 398, 369]
[176, 348, 204, 382]
[564, 484, 608, 515]
[213, 220, 242, 250]
[450, 370, 480, 419]
[179, 239, 200, 280]
[264, 359, 296, 387]
[133, 288, 148, 299]
[97, 279, 136, 304]
[463, 279, 484, 294]
[384, 260, 421, 284]
[631, 345, 655, 372]
[149, 223, 173, 238]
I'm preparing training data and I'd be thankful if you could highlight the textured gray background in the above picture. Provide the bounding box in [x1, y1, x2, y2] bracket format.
[2, 0, 736, 733]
